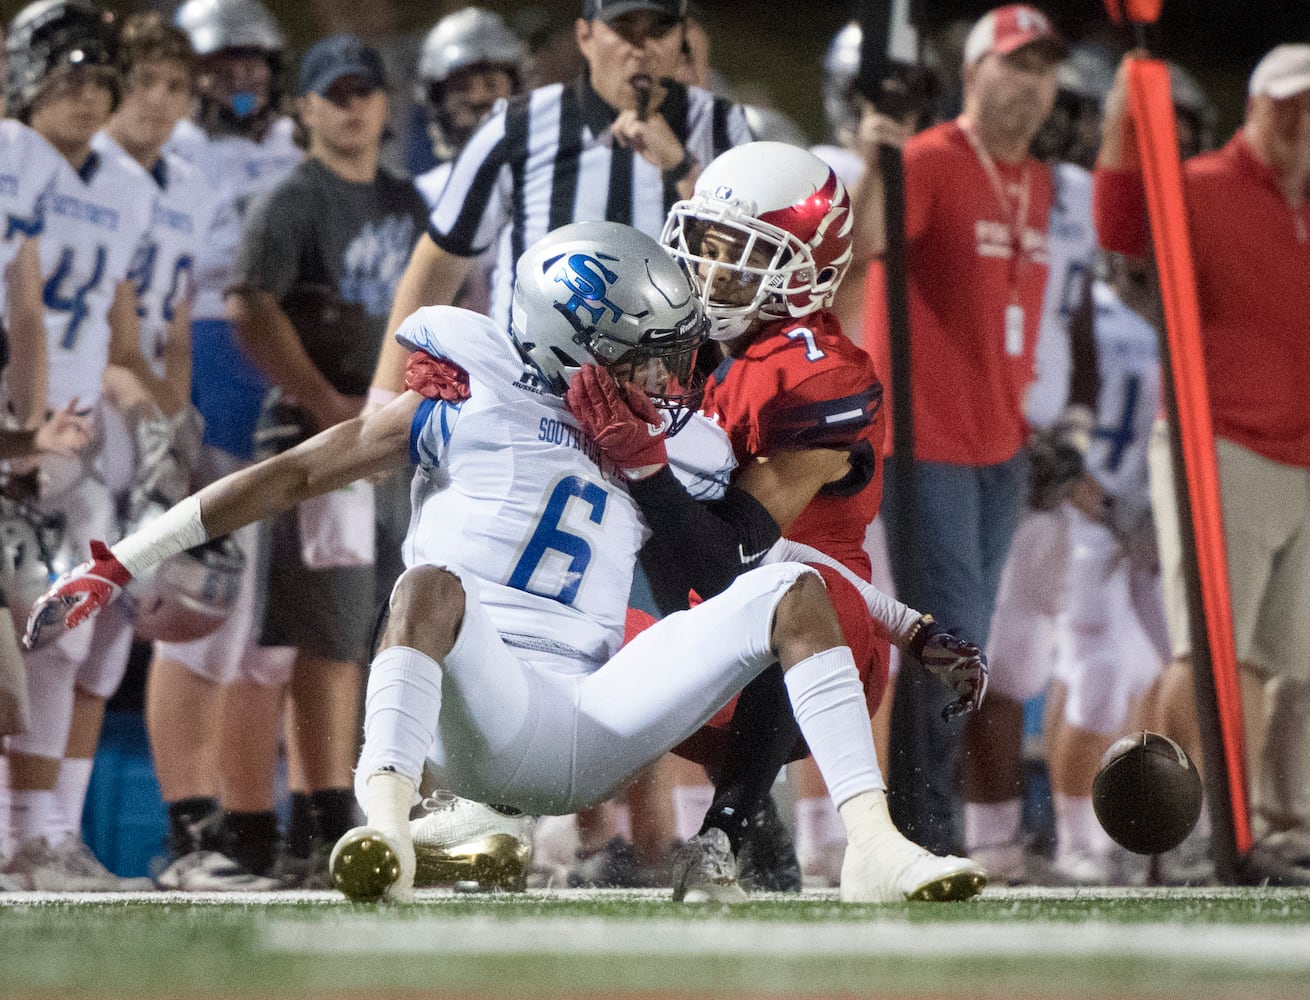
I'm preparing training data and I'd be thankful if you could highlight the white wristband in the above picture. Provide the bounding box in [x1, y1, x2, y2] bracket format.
[111, 495, 209, 578]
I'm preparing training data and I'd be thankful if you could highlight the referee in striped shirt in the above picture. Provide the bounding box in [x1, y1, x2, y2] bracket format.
[369, 0, 754, 397]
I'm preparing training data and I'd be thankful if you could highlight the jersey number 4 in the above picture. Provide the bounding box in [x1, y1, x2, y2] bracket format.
[44, 244, 106, 350]
[508, 475, 609, 606]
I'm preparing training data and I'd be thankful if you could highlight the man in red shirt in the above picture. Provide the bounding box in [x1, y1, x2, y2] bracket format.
[1095, 44, 1310, 882]
[860, 5, 1066, 855]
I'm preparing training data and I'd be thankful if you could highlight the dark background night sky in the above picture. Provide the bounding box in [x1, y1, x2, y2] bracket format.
[3, 1, 1309, 144]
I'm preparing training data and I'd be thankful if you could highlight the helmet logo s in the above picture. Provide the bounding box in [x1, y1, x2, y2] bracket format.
[550, 252, 624, 333]
[713, 184, 734, 200]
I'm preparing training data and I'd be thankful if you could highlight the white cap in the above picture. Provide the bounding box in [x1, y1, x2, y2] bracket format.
[962, 4, 1067, 68]
[1249, 44, 1310, 100]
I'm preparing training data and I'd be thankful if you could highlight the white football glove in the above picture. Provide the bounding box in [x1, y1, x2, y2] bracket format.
[907, 615, 989, 721]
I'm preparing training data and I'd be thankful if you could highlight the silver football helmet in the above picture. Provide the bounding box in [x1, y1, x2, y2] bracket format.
[1032, 43, 1117, 168]
[510, 221, 708, 435]
[822, 21, 862, 148]
[0, 496, 70, 633]
[124, 506, 244, 644]
[4, 0, 119, 123]
[1168, 61, 1217, 159]
[418, 8, 526, 159]
[174, 0, 284, 57]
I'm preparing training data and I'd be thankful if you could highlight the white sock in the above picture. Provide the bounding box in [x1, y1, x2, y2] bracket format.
[9, 788, 57, 848]
[355, 646, 443, 798]
[964, 798, 1024, 852]
[794, 795, 846, 874]
[53, 757, 94, 842]
[782, 647, 882, 806]
[1054, 792, 1112, 858]
[672, 784, 714, 843]
[610, 803, 632, 842]
[363, 770, 417, 835]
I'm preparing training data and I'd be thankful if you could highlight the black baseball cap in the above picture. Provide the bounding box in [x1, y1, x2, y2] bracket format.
[298, 33, 386, 97]
[582, 0, 688, 23]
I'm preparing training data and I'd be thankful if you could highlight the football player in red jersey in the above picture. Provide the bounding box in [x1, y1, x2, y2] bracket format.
[569, 140, 988, 902]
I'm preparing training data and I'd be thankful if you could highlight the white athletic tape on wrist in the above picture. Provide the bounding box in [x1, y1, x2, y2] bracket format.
[111, 495, 209, 578]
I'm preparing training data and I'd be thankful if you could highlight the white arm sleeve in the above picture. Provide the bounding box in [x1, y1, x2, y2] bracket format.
[764, 538, 923, 649]
[110, 495, 209, 577]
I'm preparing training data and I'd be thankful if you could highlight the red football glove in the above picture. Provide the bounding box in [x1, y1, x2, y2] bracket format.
[565, 364, 667, 479]
[404, 351, 471, 403]
[23, 540, 132, 650]
[907, 615, 990, 721]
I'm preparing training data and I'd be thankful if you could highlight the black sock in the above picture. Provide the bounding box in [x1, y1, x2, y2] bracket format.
[166, 797, 221, 856]
[310, 788, 360, 846]
[285, 793, 315, 860]
[699, 665, 801, 855]
[223, 810, 280, 876]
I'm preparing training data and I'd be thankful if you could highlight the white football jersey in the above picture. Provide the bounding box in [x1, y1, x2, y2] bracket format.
[1086, 279, 1160, 502]
[397, 306, 735, 665]
[164, 117, 301, 321]
[40, 148, 155, 410]
[93, 133, 215, 377]
[1026, 162, 1099, 429]
[0, 121, 63, 317]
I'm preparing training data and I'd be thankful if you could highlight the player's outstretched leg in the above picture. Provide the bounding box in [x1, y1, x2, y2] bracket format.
[331, 771, 417, 903]
[769, 570, 986, 903]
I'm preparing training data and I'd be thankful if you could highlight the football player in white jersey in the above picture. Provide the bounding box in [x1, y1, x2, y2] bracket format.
[91, 11, 273, 893]
[28, 221, 987, 907]
[958, 44, 1109, 883]
[1044, 252, 1169, 884]
[148, 0, 301, 890]
[0, 0, 158, 892]
[408, 9, 526, 321]
[0, 118, 62, 437]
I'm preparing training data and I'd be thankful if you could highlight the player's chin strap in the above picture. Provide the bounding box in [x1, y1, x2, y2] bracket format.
[764, 538, 988, 719]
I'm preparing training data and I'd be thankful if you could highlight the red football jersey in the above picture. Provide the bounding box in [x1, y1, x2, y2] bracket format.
[703, 310, 886, 577]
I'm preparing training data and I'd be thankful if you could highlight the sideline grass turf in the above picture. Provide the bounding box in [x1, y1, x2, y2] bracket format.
[2, 887, 1309, 998]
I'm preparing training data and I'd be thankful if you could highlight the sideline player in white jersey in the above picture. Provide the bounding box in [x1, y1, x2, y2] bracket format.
[959, 46, 1108, 883]
[91, 11, 270, 893]
[1044, 252, 1169, 884]
[409, 10, 526, 322]
[146, 0, 300, 890]
[0, 0, 157, 891]
[0, 118, 62, 434]
[0, 114, 93, 765]
[28, 221, 987, 907]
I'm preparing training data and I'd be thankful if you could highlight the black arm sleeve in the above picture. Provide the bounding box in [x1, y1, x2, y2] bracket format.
[628, 465, 781, 614]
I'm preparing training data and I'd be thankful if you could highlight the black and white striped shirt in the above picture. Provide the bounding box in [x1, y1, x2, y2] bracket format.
[427, 74, 753, 332]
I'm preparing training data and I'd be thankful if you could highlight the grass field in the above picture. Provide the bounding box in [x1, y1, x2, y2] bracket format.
[3, 886, 1310, 998]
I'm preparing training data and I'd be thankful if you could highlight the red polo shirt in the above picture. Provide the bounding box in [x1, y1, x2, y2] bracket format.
[865, 120, 1054, 465]
[1095, 133, 1310, 468]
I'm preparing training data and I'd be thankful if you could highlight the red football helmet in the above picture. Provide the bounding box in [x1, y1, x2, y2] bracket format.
[661, 141, 854, 341]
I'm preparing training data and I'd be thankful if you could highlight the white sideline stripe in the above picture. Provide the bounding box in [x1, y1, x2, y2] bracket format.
[263, 917, 1310, 967]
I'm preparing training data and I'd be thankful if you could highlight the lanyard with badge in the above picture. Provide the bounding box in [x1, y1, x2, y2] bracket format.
[958, 116, 1032, 358]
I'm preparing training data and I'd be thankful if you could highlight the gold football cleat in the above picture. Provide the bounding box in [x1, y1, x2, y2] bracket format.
[330, 828, 404, 903]
[413, 832, 531, 892]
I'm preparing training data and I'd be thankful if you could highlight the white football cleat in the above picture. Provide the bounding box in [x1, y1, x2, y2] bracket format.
[836, 790, 986, 903]
[409, 792, 535, 892]
[840, 843, 987, 903]
[330, 826, 415, 903]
